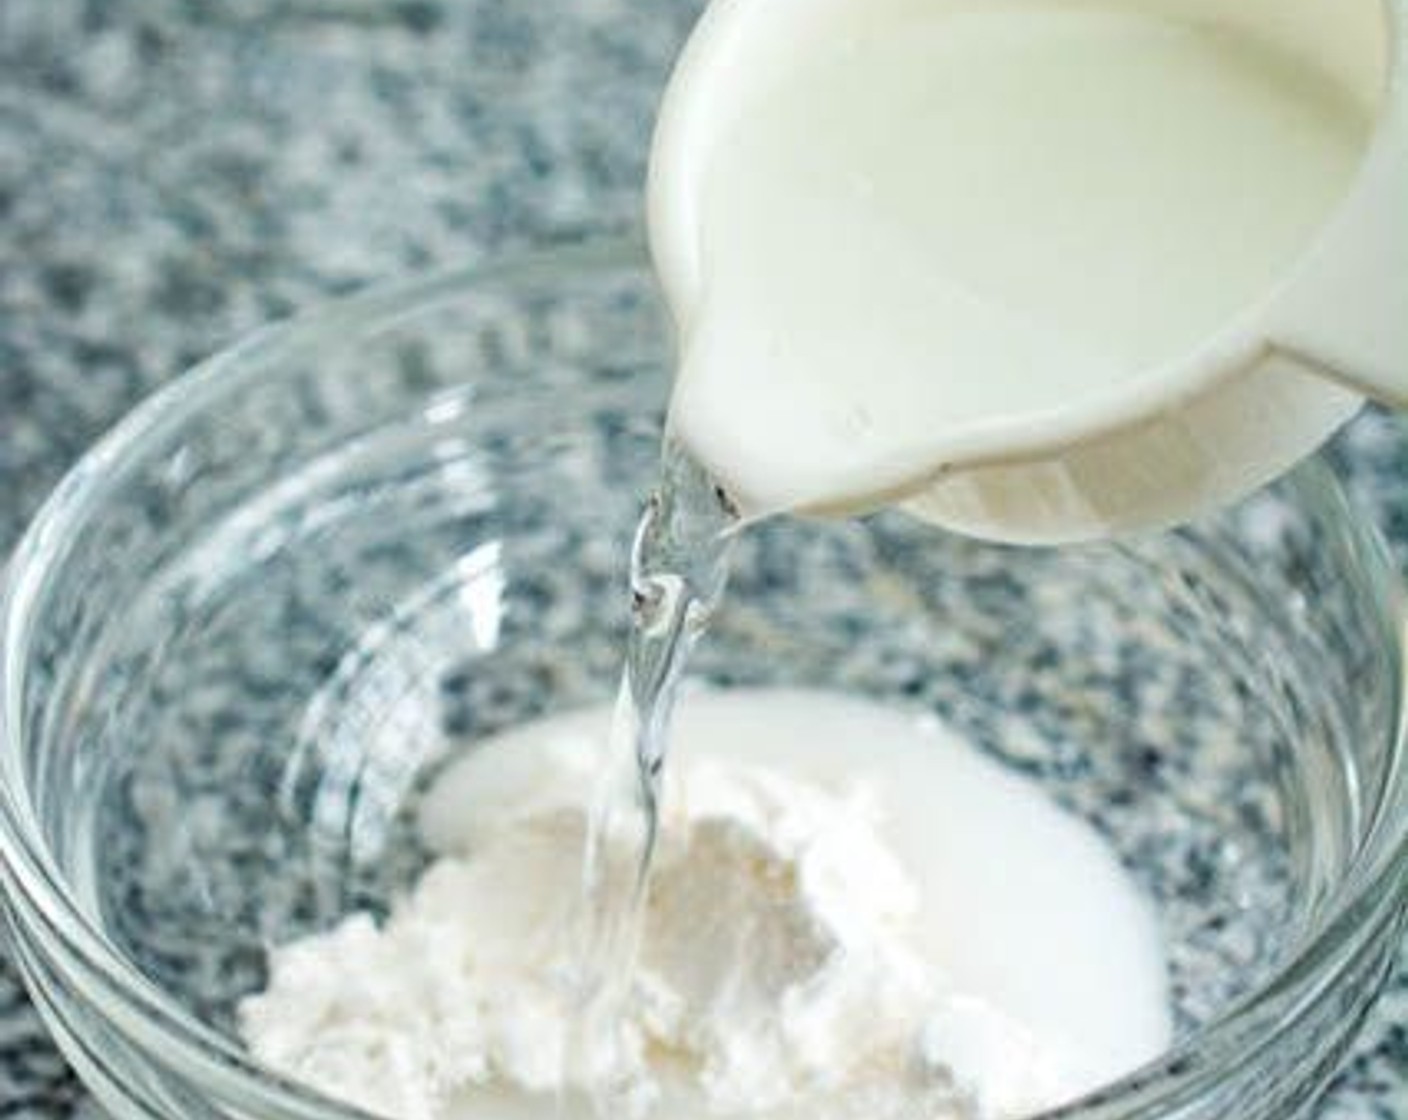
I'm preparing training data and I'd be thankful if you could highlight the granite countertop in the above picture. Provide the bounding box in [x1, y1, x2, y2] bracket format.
[0, 2, 1403, 1116]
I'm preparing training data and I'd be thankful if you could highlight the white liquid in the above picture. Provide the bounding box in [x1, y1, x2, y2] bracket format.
[431, 689, 1175, 1115]
[661, 7, 1370, 515]
[244, 689, 1171, 1119]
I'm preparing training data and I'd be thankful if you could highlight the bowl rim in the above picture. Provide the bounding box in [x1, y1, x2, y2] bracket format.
[1, 242, 1405, 1120]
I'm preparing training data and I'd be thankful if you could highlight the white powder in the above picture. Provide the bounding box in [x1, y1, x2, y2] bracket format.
[241, 691, 1169, 1119]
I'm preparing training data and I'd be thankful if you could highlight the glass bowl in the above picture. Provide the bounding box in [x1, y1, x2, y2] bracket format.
[1, 243, 1404, 1120]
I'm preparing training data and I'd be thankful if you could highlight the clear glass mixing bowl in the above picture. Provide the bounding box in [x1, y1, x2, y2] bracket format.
[0, 244, 1404, 1120]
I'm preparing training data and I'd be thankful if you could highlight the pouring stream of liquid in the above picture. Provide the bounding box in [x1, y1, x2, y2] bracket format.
[567, 443, 738, 1109]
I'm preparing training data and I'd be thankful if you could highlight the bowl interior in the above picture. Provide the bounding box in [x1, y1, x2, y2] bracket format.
[9, 254, 1400, 1074]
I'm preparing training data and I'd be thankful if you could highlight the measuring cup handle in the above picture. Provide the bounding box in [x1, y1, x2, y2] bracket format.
[1264, 93, 1408, 407]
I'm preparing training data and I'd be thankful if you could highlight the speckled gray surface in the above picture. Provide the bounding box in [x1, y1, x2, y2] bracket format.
[0, 2, 1403, 1117]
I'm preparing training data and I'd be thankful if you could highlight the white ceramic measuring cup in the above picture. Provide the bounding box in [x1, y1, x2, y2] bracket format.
[649, 0, 1408, 543]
